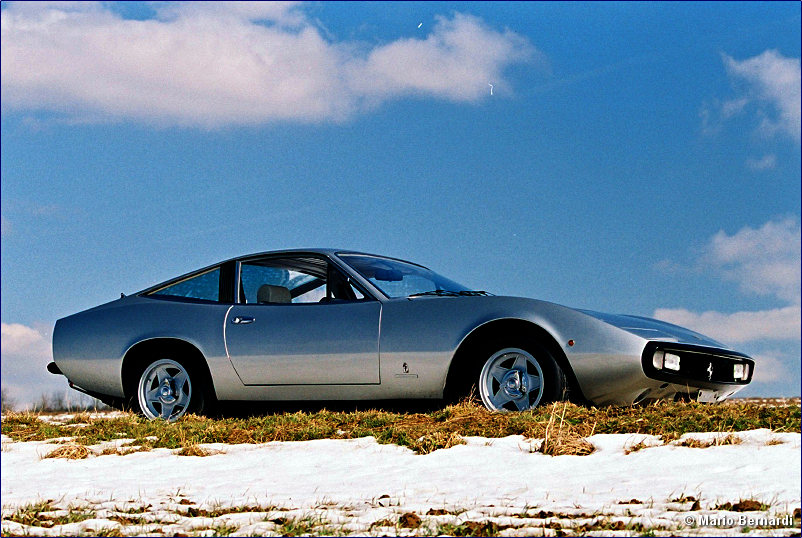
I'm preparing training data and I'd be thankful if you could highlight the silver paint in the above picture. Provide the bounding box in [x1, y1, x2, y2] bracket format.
[51, 248, 754, 409]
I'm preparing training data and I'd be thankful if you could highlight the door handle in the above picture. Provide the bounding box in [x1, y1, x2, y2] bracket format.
[231, 316, 255, 325]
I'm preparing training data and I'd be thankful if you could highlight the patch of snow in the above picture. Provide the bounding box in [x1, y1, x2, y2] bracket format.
[2, 430, 799, 536]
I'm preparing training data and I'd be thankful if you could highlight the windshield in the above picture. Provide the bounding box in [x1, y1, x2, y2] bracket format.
[339, 254, 474, 298]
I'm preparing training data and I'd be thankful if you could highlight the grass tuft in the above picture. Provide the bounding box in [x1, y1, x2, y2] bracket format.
[537, 402, 595, 456]
[435, 520, 505, 537]
[185, 504, 275, 517]
[624, 437, 663, 454]
[271, 515, 333, 536]
[4, 500, 57, 527]
[43, 443, 90, 459]
[93, 527, 124, 537]
[716, 499, 770, 512]
[176, 444, 219, 457]
[210, 522, 240, 536]
[411, 430, 465, 454]
[98, 445, 152, 456]
[426, 508, 450, 516]
[674, 433, 742, 449]
[3, 501, 96, 528]
[398, 512, 421, 529]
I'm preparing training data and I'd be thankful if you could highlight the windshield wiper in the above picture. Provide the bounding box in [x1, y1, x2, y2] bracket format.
[408, 290, 492, 298]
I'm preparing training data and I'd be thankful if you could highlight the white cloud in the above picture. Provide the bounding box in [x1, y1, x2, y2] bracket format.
[1, 322, 50, 357]
[158, 1, 307, 27]
[0, 3, 536, 127]
[347, 15, 534, 104]
[655, 218, 801, 349]
[723, 50, 801, 141]
[706, 218, 801, 305]
[653, 305, 800, 345]
[748, 352, 789, 384]
[0, 322, 72, 409]
[746, 153, 776, 171]
[720, 96, 749, 119]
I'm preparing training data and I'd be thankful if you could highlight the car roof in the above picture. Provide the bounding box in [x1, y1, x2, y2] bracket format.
[234, 247, 365, 259]
[233, 249, 430, 271]
[137, 248, 428, 295]
[230, 248, 422, 266]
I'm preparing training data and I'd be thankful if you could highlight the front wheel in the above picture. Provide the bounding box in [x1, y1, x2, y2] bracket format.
[478, 345, 565, 411]
[136, 358, 204, 421]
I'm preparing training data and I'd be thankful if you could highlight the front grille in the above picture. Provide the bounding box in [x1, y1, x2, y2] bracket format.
[641, 342, 754, 387]
[675, 350, 746, 383]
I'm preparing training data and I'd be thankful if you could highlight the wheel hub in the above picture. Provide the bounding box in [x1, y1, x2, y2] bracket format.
[138, 359, 193, 422]
[159, 378, 176, 403]
[478, 348, 546, 412]
[502, 369, 528, 399]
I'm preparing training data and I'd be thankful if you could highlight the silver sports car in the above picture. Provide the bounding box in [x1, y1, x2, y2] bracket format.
[50, 249, 754, 421]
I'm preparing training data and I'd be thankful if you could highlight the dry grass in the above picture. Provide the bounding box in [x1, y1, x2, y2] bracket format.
[184, 504, 277, 518]
[43, 443, 90, 460]
[3, 500, 57, 527]
[3, 399, 798, 455]
[176, 444, 220, 457]
[225, 427, 255, 444]
[435, 520, 506, 536]
[3, 497, 798, 537]
[97, 445, 152, 456]
[674, 433, 742, 448]
[412, 430, 465, 454]
[716, 499, 770, 512]
[426, 508, 451, 516]
[269, 515, 333, 536]
[537, 402, 595, 456]
[624, 439, 657, 454]
[397, 512, 422, 529]
[3, 501, 96, 528]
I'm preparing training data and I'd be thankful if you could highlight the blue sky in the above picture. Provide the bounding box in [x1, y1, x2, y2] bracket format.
[1, 1, 800, 406]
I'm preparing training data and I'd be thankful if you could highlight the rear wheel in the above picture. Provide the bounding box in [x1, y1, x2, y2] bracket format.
[136, 358, 206, 421]
[477, 344, 566, 411]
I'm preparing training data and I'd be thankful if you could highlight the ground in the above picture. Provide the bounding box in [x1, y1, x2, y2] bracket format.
[1, 407, 800, 537]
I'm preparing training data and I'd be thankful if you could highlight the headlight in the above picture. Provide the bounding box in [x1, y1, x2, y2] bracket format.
[652, 350, 665, 369]
[652, 350, 681, 371]
[663, 352, 681, 371]
[733, 363, 749, 381]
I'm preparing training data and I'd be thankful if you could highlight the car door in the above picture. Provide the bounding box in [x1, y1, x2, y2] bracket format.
[224, 255, 381, 385]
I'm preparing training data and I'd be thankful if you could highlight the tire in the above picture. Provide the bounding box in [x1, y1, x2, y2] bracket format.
[135, 357, 208, 421]
[476, 342, 566, 411]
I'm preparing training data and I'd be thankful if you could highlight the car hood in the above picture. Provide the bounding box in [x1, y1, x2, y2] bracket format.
[578, 309, 727, 349]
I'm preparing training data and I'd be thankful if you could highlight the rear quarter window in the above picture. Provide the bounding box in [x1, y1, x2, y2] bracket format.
[150, 267, 221, 302]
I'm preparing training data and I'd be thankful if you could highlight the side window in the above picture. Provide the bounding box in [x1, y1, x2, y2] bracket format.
[351, 285, 366, 300]
[238, 257, 371, 304]
[240, 262, 324, 304]
[150, 267, 221, 302]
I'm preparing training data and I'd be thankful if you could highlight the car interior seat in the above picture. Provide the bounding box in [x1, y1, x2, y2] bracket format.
[257, 284, 292, 304]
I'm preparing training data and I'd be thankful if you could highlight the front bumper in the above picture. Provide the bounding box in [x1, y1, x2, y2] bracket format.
[641, 341, 754, 392]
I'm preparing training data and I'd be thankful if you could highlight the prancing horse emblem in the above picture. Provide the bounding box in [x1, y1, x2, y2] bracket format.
[402, 362, 409, 374]
[706, 362, 714, 380]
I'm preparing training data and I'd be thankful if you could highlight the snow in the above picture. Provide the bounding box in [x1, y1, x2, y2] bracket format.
[2, 429, 800, 536]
